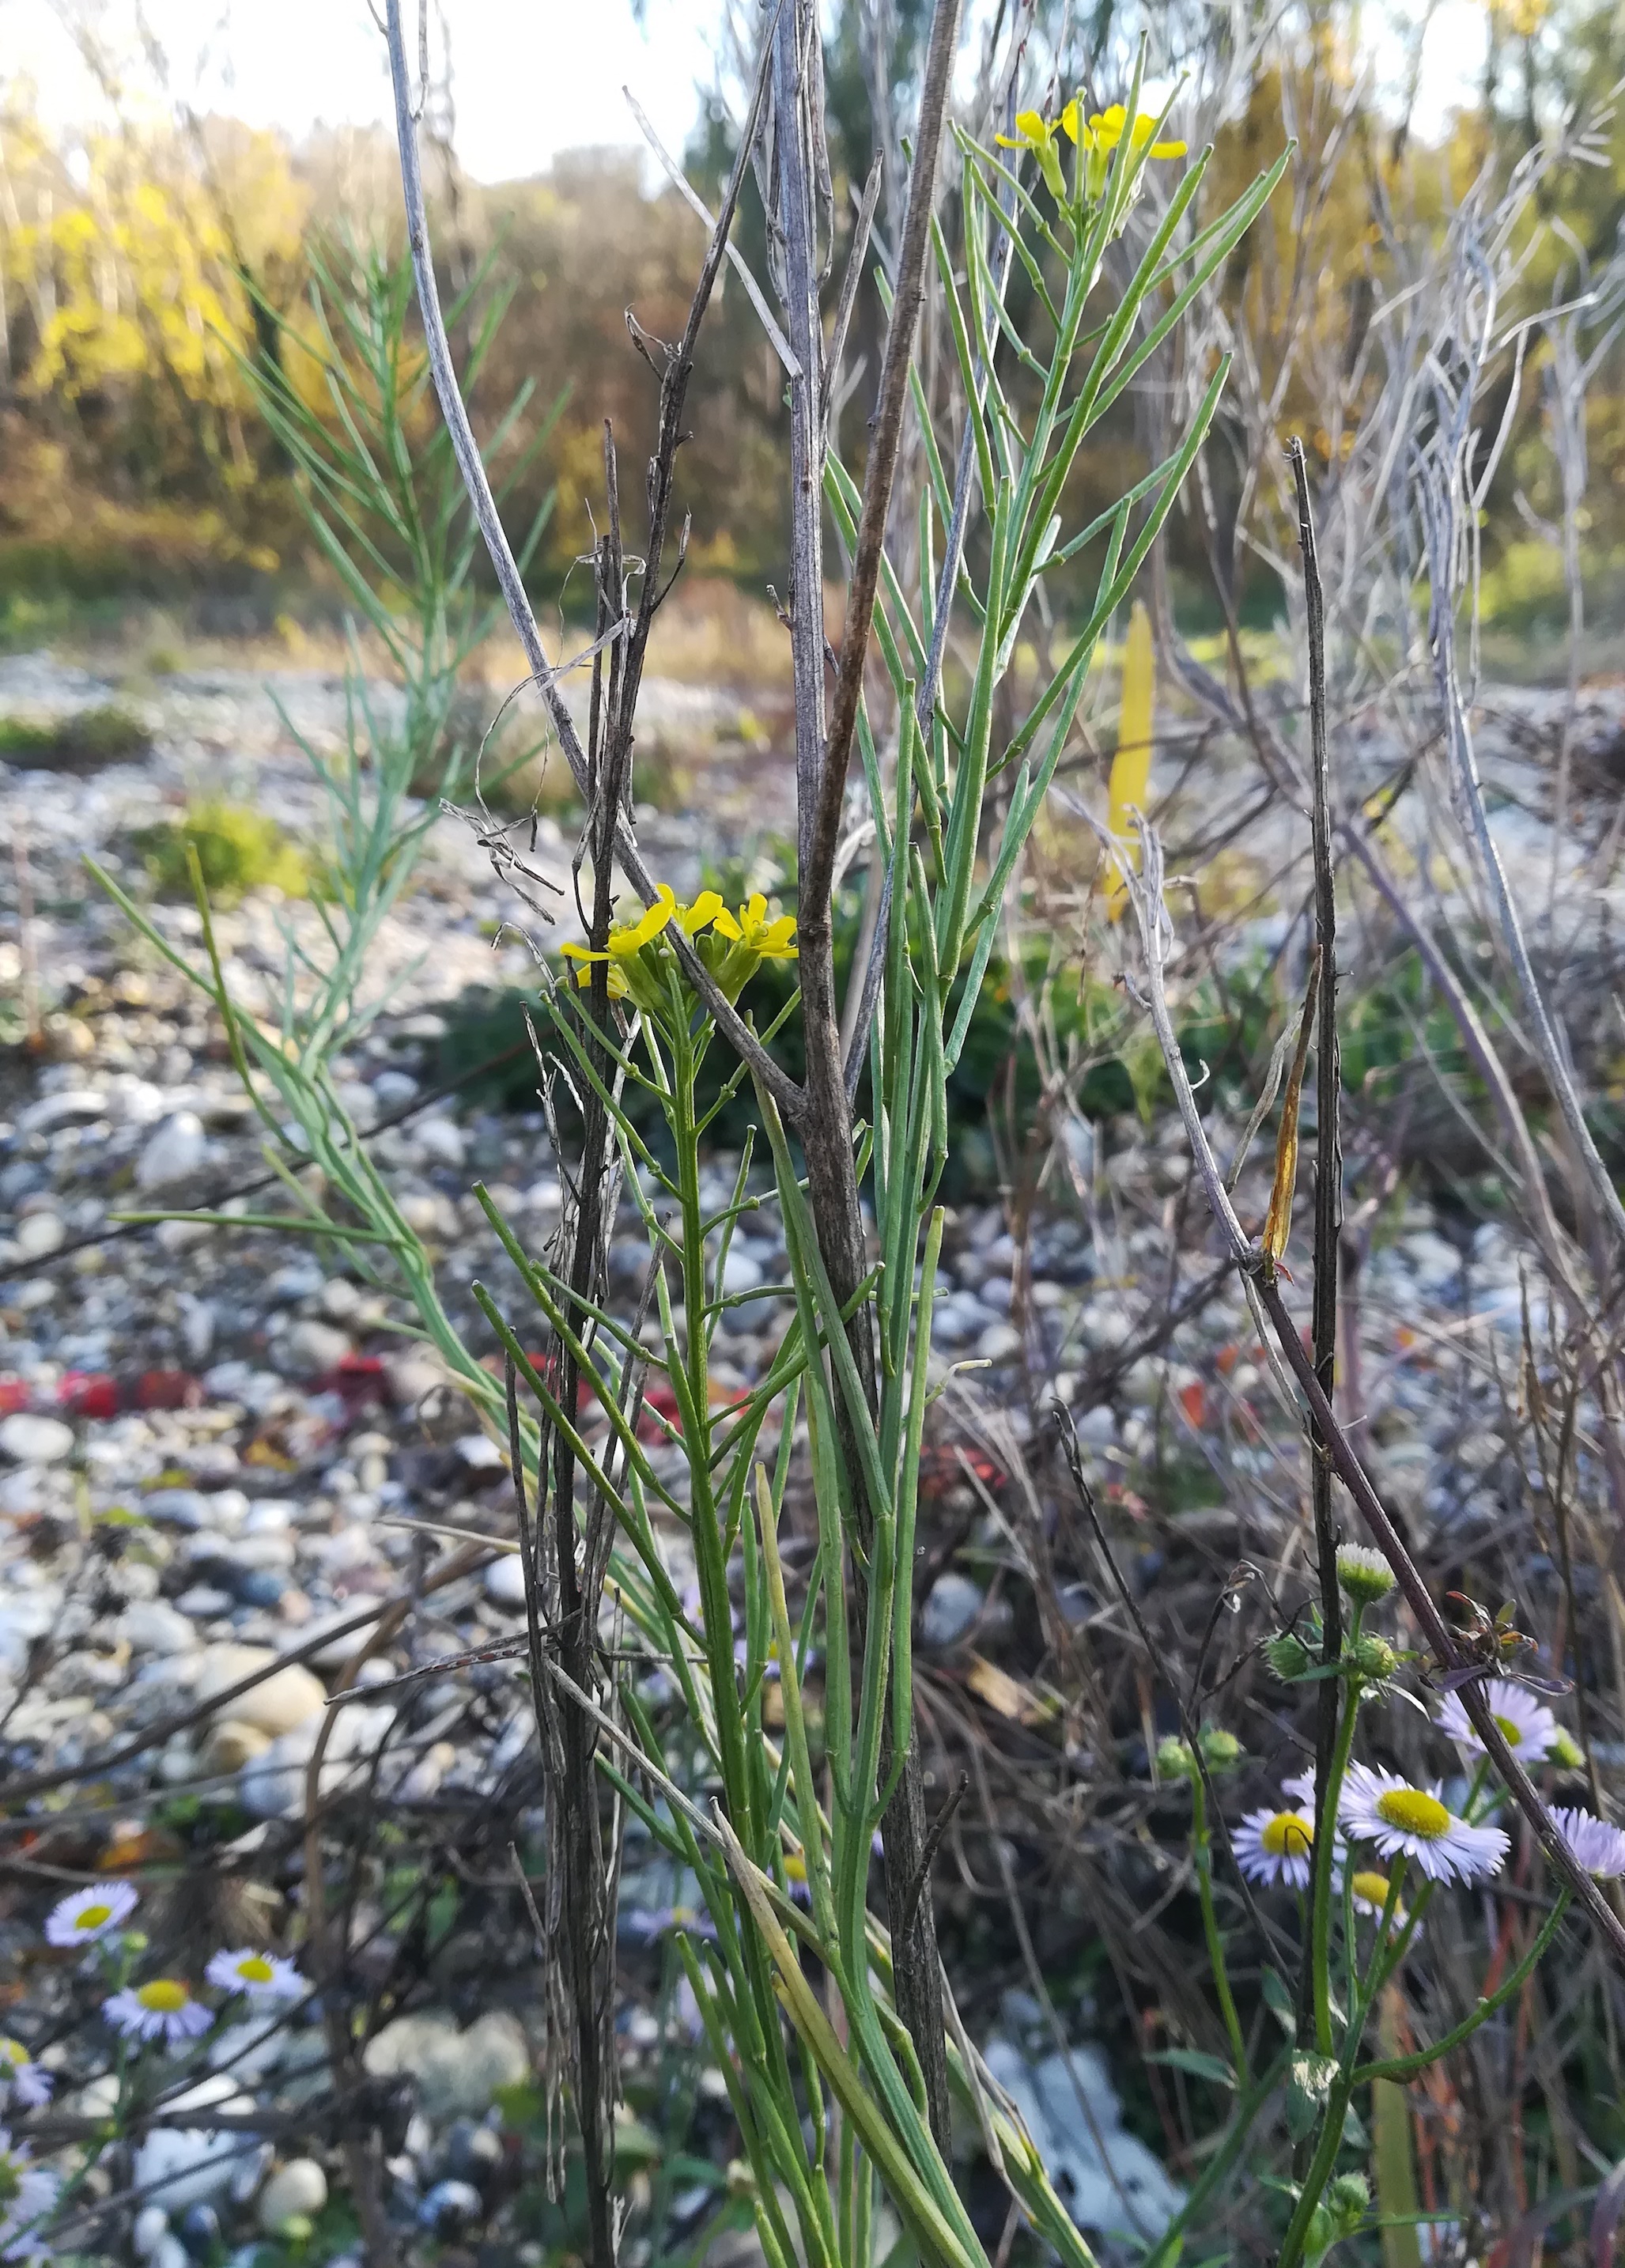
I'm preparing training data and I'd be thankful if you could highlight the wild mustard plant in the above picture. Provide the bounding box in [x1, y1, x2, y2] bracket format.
[85, 40, 1309, 2268]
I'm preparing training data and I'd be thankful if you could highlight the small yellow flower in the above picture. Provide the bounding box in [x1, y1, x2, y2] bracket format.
[559, 886, 724, 1011]
[699, 892, 799, 1005]
[995, 108, 1069, 202]
[677, 889, 724, 938]
[1068, 101, 1188, 202]
[712, 894, 798, 962]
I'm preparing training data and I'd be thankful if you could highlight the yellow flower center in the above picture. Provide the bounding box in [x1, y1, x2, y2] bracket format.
[235, 1957, 274, 1985]
[75, 1903, 112, 1931]
[1351, 1870, 1397, 1908]
[1376, 1788, 1450, 1839]
[135, 1979, 189, 2013]
[1493, 1714, 1522, 1746]
[0, 2040, 25, 2071]
[1261, 1812, 1313, 1858]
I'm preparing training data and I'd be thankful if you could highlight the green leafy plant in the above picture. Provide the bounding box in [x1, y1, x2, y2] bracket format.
[0, 704, 150, 772]
[82, 22, 1309, 2268]
[130, 797, 308, 902]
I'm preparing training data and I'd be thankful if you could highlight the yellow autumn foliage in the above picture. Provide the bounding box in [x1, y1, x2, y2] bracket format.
[2, 108, 308, 461]
[1104, 599, 1155, 918]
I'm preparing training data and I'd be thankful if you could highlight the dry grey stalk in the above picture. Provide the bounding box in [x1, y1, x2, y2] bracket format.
[1122, 816, 1625, 1970]
[384, 0, 800, 1117]
[766, 0, 962, 2145]
[1288, 438, 1346, 2060]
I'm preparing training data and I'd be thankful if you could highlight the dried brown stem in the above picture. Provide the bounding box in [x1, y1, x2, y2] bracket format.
[383, 0, 800, 1116]
[1290, 438, 1345, 2054]
[802, 0, 962, 934]
[769, 0, 954, 2144]
[1124, 818, 1625, 1971]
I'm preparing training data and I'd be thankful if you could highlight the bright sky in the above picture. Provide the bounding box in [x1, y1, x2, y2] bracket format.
[3, 0, 1486, 181]
[2, 0, 724, 182]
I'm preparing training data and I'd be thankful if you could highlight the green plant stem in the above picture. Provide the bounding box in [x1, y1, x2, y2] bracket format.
[1358, 1858, 1409, 2004]
[1309, 1603, 1365, 2053]
[1282, 1888, 1570, 2268]
[1189, 1767, 1249, 2081]
[1141, 2045, 1292, 2268]
[1354, 1887, 1570, 2083]
[1277, 2063, 1357, 2268]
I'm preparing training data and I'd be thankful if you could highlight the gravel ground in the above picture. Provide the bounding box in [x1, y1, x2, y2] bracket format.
[1, 652, 1621, 2264]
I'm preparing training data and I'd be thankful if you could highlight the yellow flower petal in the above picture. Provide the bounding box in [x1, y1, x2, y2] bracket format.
[679, 890, 724, 936]
[712, 908, 742, 942]
[1059, 98, 1081, 144]
[1149, 138, 1187, 158]
[611, 892, 675, 955]
[560, 941, 606, 962]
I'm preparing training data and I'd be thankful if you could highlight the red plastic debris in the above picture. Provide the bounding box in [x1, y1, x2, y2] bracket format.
[316, 1355, 387, 1412]
[132, 1370, 205, 1412]
[58, 1372, 120, 1419]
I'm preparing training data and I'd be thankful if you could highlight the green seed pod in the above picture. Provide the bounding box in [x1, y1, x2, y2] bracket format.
[1348, 1633, 1399, 1684]
[1199, 1726, 1244, 1773]
[1265, 1629, 1315, 1682]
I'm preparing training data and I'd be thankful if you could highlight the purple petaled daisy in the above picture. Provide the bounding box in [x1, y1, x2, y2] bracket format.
[1433, 1678, 1559, 1766]
[101, 1979, 212, 2050]
[0, 2130, 59, 2264]
[1549, 1805, 1625, 1879]
[0, 2047, 48, 2111]
[618, 1905, 719, 1947]
[204, 1949, 304, 2002]
[43, 1881, 136, 1949]
[1339, 1763, 1508, 1885]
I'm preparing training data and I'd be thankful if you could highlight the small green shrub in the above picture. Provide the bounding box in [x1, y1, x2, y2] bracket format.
[0, 703, 151, 772]
[130, 799, 308, 902]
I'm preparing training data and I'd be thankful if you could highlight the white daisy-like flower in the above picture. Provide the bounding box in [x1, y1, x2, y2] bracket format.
[205, 1948, 304, 2002]
[1549, 1805, 1625, 1879]
[1341, 1866, 1414, 1932]
[101, 1979, 212, 2050]
[0, 2046, 48, 2111]
[43, 1881, 136, 1949]
[0, 2130, 59, 2264]
[1433, 1679, 1559, 1765]
[1279, 1768, 1350, 1850]
[1234, 1803, 1318, 1889]
[1339, 1763, 1508, 1884]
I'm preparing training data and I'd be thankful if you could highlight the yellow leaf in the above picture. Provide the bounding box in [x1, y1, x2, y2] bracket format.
[967, 1654, 1056, 1727]
[1105, 599, 1155, 920]
[1260, 950, 1321, 1277]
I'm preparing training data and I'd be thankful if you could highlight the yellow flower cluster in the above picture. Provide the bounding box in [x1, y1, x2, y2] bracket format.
[561, 884, 798, 1015]
[997, 100, 1186, 210]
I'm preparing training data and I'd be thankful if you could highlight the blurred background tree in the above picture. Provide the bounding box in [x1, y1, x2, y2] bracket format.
[0, 0, 1620, 644]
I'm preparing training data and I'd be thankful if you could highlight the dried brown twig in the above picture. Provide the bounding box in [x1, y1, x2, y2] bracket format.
[1121, 815, 1625, 1969]
[383, 0, 800, 1117]
[1289, 440, 1345, 2061]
